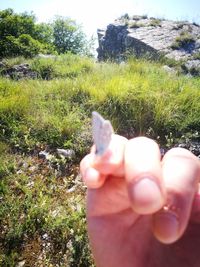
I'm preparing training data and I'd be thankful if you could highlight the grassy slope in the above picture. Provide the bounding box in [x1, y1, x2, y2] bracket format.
[0, 54, 200, 266]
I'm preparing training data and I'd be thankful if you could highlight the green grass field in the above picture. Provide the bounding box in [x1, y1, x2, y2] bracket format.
[0, 54, 200, 266]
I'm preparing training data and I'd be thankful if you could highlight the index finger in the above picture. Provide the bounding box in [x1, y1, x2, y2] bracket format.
[80, 134, 127, 188]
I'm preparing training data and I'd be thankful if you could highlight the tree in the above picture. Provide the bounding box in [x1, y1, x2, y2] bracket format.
[0, 34, 43, 58]
[0, 9, 54, 58]
[34, 23, 53, 44]
[34, 23, 55, 55]
[0, 9, 36, 38]
[52, 16, 89, 55]
[0, 9, 94, 58]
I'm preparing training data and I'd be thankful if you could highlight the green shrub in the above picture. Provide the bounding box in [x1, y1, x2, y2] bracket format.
[141, 14, 148, 19]
[31, 58, 55, 79]
[0, 34, 43, 58]
[1, 54, 200, 266]
[0, 54, 200, 151]
[149, 19, 161, 27]
[17, 34, 42, 58]
[0, 9, 92, 58]
[120, 13, 130, 20]
[0, 157, 94, 266]
[30, 54, 94, 80]
[129, 22, 145, 28]
[171, 31, 195, 49]
[193, 52, 200, 60]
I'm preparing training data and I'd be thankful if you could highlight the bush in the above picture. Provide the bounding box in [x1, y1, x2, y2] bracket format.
[1, 54, 200, 266]
[0, 9, 93, 58]
[0, 34, 42, 58]
[171, 31, 195, 50]
[52, 16, 93, 56]
[129, 22, 144, 28]
[31, 54, 94, 79]
[149, 19, 162, 27]
[16, 34, 42, 57]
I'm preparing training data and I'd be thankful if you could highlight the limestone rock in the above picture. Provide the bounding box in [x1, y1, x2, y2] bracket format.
[97, 16, 200, 75]
[1, 63, 37, 80]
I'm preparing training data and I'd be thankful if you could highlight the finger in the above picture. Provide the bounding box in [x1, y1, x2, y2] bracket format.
[191, 184, 200, 223]
[124, 137, 166, 214]
[152, 148, 200, 244]
[92, 134, 127, 177]
[80, 154, 106, 188]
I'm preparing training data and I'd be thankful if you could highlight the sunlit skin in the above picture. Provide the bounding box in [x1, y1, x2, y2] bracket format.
[80, 135, 200, 267]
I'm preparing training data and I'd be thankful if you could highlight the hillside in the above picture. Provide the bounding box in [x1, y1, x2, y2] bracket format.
[1, 54, 200, 266]
[97, 15, 200, 76]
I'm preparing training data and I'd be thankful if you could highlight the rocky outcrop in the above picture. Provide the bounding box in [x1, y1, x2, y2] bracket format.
[0, 63, 37, 80]
[97, 16, 200, 74]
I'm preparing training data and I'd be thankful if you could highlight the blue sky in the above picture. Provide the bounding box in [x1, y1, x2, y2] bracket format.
[0, 0, 200, 37]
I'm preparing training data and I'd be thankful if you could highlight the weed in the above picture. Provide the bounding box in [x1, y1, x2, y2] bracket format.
[1, 54, 200, 265]
[129, 22, 146, 28]
[171, 31, 195, 50]
[193, 52, 200, 60]
[149, 19, 162, 27]
[0, 154, 94, 266]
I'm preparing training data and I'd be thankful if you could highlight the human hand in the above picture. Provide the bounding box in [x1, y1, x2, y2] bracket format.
[80, 135, 200, 267]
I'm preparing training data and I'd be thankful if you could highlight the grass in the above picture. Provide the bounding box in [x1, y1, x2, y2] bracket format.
[128, 22, 146, 28]
[0, 152, 93, 266]
[0, 53, 200, 266]
[171, 31, 196, 50]
[149, 18, 162, 27]
[193, 52, 200, 60]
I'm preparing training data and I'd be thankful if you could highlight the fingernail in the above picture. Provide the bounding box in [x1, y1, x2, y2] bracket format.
[129, 177, 163, 214]
[153, 209, 179, 244]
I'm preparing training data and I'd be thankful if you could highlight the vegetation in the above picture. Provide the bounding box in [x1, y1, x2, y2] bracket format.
[1, 55, 200, 146]
[0, 9, 93, 58]
[128, 22, 146, 28]
[171, 31, 195, 50]
[149, 18, 162, 27]
[193, 51, 200, 60]
[52, 16, 92, 56]
[1, 7, 200, 265]
[0, 151, 93, 266]
[1, 31, 200, 267]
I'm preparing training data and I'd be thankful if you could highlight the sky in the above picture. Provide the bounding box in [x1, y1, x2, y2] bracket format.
[0, 0, 200, 38]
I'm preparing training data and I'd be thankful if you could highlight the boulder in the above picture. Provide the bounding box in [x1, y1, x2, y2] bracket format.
[97, 16, 200, 75]
[2, 63, 37, 80]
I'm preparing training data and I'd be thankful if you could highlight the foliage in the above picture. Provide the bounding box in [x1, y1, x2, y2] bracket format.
[120, 13, 130, 20]
[30, 53, 94, 79]
[1, 34, 43, 58]
[52, 16, 91, 55]
[0, 9, 53, 58]
[34, 22, 53, 45]
[193, 52, 200, 60]
[0, 154, 94, 266]
[141, 15, 148, 19]
[171, 31, 195, 50]
[149, 19, 162, 27]
[0, 9, 94, 58]
[0, 54, 200, 151]
[1, 54, 200, 265]
[34, 23, 56, 55]
[0, 9, 36, 39]
[128, 22, 145, 28]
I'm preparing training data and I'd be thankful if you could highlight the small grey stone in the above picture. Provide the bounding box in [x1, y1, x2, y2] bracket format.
[57, 149, 75, 158]
[38, 150, 49, 159]
[16, 260, 26, 267]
